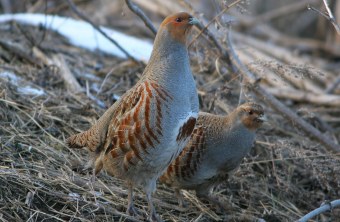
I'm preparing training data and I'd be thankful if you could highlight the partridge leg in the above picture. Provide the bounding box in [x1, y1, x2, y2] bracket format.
[175, 188, 187, 208]
[145, 191, 161, 222]
[126, 183, 139, 216]
[196, 189, 231, 213]
[80, 158, 96, 183]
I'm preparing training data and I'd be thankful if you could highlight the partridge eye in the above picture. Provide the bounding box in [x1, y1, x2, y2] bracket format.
[175, 17, 182, 22]
[248, 111, 253, 115]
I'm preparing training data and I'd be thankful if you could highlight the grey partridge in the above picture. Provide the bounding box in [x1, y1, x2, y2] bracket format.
[67, 12, 199, 221]
[160, 102, 265, 210]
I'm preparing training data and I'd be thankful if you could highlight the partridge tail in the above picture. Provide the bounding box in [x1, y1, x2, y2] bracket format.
[66, 131, 87, 148]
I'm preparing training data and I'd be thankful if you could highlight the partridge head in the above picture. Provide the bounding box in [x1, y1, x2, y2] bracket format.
[67, 12, 199, 221]
[160, 102, 265, 210]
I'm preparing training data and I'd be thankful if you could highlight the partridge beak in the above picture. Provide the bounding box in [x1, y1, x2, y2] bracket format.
[188, 17, 199, 25]
[257, 114, 267, 123]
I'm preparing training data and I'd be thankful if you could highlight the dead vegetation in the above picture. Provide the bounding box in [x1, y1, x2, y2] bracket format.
[0, 0, 340, 221]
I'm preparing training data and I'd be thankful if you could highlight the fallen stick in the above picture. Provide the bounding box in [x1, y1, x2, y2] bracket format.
[51, 54, 83, 94]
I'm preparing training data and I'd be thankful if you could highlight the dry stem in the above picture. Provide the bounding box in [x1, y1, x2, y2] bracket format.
[125, 0, 157, 35]
[308, 0, 340, 35]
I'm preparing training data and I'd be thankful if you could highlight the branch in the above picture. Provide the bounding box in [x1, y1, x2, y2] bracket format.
[297, 199, 340, 222]
[322, 0, 340, 34]
[308, 0, 340, 35]
[64, 0, 139, 62]
[125, 0, 157, 35]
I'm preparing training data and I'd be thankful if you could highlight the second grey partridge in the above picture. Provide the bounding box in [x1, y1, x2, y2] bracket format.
[160, 102, 265, 210]
[67, 12, 199, 221]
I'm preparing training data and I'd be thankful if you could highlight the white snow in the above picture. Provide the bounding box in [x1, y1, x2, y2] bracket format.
[0, 13, 153, 61]
[0, 71, 45, 96]
[68, 192, 80, 201]
[0, 71, 20, 84]
[18, 86, 45, 96]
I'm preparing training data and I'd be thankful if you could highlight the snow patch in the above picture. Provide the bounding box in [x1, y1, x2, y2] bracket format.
[18, 86, 45, 96]
[0, 71, 45, 96]
[0, 13, 153, 61]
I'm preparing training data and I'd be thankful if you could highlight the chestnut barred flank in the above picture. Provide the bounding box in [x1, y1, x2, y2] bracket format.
[100, 80, 174, 172]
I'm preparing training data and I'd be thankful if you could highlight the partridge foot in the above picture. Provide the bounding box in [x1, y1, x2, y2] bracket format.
[175, 189, 188, 208]
[146, 191, 163, 222]
[126, 205, 140, 217]
[147, 212, 162, 222]
[198, 194, 233, 213]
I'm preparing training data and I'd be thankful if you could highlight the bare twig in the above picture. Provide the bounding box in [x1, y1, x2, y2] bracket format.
[125, 0, 157, 35]
[308, 0, 340, 35]
[184, 0, 242, 46]
[180, 0, 241, 66]
[242, 0, 318, 28]
[64, 0, 139, 62]
[322, 0, 340, 34]
[297, 199, 340, 222]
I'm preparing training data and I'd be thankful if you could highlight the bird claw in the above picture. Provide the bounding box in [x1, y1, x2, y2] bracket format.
[126, 205, 147, 220]
[198, 194, 232, 214]
[126, 205, 139, 217]
[147, 212, 162, 222]
[178, 199, 188, 208]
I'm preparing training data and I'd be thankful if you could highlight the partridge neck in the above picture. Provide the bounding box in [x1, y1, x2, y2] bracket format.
[143, 30, 191, 88]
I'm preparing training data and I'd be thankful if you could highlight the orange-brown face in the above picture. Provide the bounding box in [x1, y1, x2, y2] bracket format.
[160, 12, 198, 44]
[238, 103, 265, 130]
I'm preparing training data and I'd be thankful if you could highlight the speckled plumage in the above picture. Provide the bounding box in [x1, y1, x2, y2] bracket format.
[66, 12, 199, 221]
[160, 102, 265, 208]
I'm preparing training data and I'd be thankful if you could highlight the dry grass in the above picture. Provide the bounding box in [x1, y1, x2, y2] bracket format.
[1, 1, 340, 221]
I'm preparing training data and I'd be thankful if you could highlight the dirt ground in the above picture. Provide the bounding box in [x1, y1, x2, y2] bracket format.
[0, 1, 340, 221]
